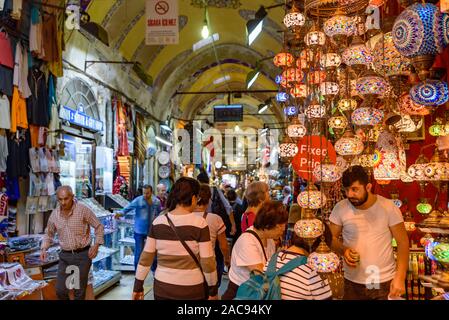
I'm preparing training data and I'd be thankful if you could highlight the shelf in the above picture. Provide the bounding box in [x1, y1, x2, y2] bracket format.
[416, 224, 449, 235]
[419, 275, 449, 291]
[92, 247, 119, 263]
[93, 271, 121, 296]
[119, 238, 135, 245]
[115, 264, 135, 272]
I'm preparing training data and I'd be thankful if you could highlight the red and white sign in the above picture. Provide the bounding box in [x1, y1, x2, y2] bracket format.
[291, 136, 337, 181]
[146, 0, 179, 45]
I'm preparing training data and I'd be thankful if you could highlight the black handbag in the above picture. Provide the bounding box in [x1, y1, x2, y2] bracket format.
[165, 214, 209, 299]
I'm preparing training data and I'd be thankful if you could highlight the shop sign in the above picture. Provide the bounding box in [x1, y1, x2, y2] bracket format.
[59, 105, 103, 132]
[214, 105, 243, 122]
[291, 136, 337, 181]
[146, 0, 179, 45]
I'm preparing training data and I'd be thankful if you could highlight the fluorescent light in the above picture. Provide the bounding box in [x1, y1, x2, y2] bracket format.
[196, 128, 203, 135]
[235, 125, 240, 132]
[258, 104, 268, 114]
[193, 33, 219, 51]
[160, 124, 172, 132]
[213, 75, 230, 85]
[261, 128, 268, 133]
[246, 71, 260, 89]
[201, 23, 210, 39]
[156, 136, 173, 147]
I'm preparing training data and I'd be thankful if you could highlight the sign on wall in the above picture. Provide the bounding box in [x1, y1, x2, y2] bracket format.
[146, 0, 179, 45]
[59, 105, 104, 132]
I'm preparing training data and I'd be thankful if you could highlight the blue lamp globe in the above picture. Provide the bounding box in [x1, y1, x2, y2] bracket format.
[276, 92, 289, 102]
[409, 80, 449, 106]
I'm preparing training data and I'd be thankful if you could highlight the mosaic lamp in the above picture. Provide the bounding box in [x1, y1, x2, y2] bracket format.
[403, 212, 416, 233]
[409, 80, 449, 107]
[351, 107, 384, 126]
[276, 92, 289, 102]
[398, 93, 430, 116]
[313, 156, 342, 184]
[290, 84, 308, 98]
[373, 130, 406, 182]
[424, 149, 449, 182]
[282, 67, 304, 87]
[373, 32, 411, 78]
[287, 119, 307, 138]
[308, 70, 327, 85]
[279, 137, 298, 159]
[356, 71, 390, 98]
[294, 208, 324, 248]
[353, 152, 376, 168]
[429, 123, 448, 137]
[320, 82, 340, 98]
[305, 100, 326, 119]
[407, 153, 430, 185]
[416, 198, 432, 215]
[283, 3, 305, 29]
[305, 23, 326, 47]
[336, 156, 350, 172]
[338, 98, 358, 112]
[328, 115, 348, 131]
[394, 115, 424, 133]
[297, 49, 318, 71]
[323, 10, 357, 42]
[307, 240, 340, 273]
[334, 129, 365, 157]
[342, 35, 373, 72]
[432, 241, 449, 264]
[273, 52, 294, 68]
[284, 105, 297, 116]
[320, 52, 342, 69]
[392, 3, 448, 80]
[298, 184, 327, 210]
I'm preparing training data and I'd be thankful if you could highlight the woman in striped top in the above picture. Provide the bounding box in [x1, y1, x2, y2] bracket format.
[269, 232, 333, 300]
[132, 177, 218, 300]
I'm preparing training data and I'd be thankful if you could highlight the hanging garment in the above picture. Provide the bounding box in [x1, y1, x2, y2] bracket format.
[5, 177, 20, 201]
[51, 149, 60, 173]
[11, 0, 22, 20]
[41, 13, 58, 63]
[6, 130, 30, 178]
[116, 100, 129, 156]
[45, 148, 55, 172]
[38, 147, 48, 173]
[0, 65, 13, 97]
[134, 113, 146, 163]
[29, 172, 41, 196]
[0, 94, 10, 129]
[47, 74, 55, 120]
[29, 147, 40, 173]
[29, 124, 39, 148]
[46, 172, 55, 195]
[27, 67, 49, 126]
[0, 130, 8, 172]
[11, 86, 28, 133]
[13, 43, 31, 99]
[0, 31, 13, 68]
[38, 127, 48, 146]
[46, 103, 60, 148]
[0, 193, 8, 217]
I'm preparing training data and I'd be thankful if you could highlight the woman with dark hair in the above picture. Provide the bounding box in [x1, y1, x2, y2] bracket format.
[132, 177, 218, 300]
[222, 200, 288, 300]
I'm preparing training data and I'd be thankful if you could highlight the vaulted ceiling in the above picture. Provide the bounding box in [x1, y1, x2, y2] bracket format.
[86, 0, 287, 127]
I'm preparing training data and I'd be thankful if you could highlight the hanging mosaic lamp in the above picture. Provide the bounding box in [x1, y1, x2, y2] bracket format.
[298, 184, 327, 210]
[416, 198, 432, 215]
[403, 211, 417, 233]
[356, 71, 390, 98]
[432, 242, 449, 264]
[305, 23, 326, 47]
[351, 107, 384, 126]
[282, 67, 304, 86]
[287, 119, 307, 138]
[284, 105, 298, 116]
[373, 32, 411, 78]
[283, 3, 305, 29]
[297, 49, 317, 70]
[279, 140, 299, 159]
[336, 156, 350, 172]
[394, 115, 424, 133]
[276, 92, 289, 102]
[320, 52, 342, 69]
[294, 209, 324, 248]
[313, 156, 342, 183]
[335, 129, 364, 157]
[290, 83, 308, 98]
[307, 240, 340, 273]
[323, 10, 357, 40]
[353, 153, 376, 168]
[392, 3, 448, 80]
[390, 193, 402, 208]
[273, 52, 295, 68]
[308, 70, 327, 85]
[373, 130, 406, 182]
[320, 82, 340, 98]
[338, 98, 358, 112]
[342, 35, 373, 72]
[328, 115, 348, 131]
[409, 80, 449, 106]
[407, 153, 430, 182]
[398, 92, 430, 116]
[305, 100, 326, 119]
[424, 149, 449, 181]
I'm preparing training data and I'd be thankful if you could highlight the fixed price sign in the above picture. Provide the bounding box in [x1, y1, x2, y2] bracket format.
[291, 136, 336, 181]
[146, 0, 179, 45]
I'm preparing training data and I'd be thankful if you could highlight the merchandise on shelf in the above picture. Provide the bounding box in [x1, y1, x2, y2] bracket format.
[0, 263, 46, 298]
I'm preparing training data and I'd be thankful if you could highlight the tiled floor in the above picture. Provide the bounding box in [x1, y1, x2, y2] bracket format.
[97, 272, 230, 300]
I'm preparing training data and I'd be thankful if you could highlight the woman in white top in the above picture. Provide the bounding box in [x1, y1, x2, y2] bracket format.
[193, 184, 230, 287]
[222, 200, 288, 300]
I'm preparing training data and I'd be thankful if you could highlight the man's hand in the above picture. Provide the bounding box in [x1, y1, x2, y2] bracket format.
[132, 292, 144, 300]
[40, 249, 47, 262]
[230, 223, 236, 236]
[88, 244, 100, 260]
[343, 248, 360, 268]
[389, 275, 406, 298]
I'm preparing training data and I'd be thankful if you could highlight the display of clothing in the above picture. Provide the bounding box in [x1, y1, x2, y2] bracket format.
[11, 0, 22, 20]
[13, 42, 31, 99]
[5, 177, 19, 201]
[27, 67, 49, 126]
[0, 65, 13, 97]
[42, 13, 58, 63]
[0, 130, 8, 173]
[29, 147, 40, 173]
[0, 31, 13, 69]
[0, 193, 7, 217]
[29, 6, 45, 59]
[116, 99, 129, 156]
[46, 103, 59, 148]
[38, 147, 48, 173]
[6, 129, 30, 178]
[0, 95, 10, 129]
[10, 87, 28, 133]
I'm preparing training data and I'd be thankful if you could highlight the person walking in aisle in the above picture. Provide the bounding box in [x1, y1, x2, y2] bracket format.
[132, 177, 217, 300]
[222, 200, 287, 300]
[329, 165, 409, 300]
[119, 185, 162, 271]
[40, 186, 104, 300]
[156, 183, 168, 211]
[194, 183, 230, 289]
[241, 181, 269, 233]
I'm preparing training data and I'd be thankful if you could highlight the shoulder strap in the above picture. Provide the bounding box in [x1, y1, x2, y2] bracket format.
[246, 230, 267, 261]
[165, 214, 209, 298]
[276, 255, 307, 276]
[203, 210, 208, 219]
[266, 252, 279, 276]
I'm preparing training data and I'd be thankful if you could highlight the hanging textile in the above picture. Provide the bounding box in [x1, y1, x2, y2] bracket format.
[0, 129, 8, 173]
[29, 6, 45, 60]
[11, 86, 28, 132]
[6, 129, 30, 178]
[13, 42, 31, 99]
[116, 99, 129, 156]
[27, 66, 49, 127]
[134, 113, 146, 163]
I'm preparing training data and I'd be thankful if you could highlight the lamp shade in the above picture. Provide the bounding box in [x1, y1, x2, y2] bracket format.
[308, 70, 327, 84]
[305, 30, 326, 47]
[307, 241, 340, 273]
[409, 80, 449, 106]
[297, 49, 317, 70]
[282, 68, 304, 86]
[356, 75, 390, 97]
[373, 130, 406, 181]
[351, 107, 384, 126]
[392, 3, 448, 58]
[328, 116, 348, 130]
[335, 130, 364, 156]
[313, 162, 342, 183]
[283, 5, 305, 29]
[320, 53, 342, 69]
[284, 106, 298, 116]
[320, 82, 340, 96]
[432, 242, 449, 264]
[373, 32, 411, 77]
[294, 213, 324, 239]
[290, 84, 308, 98]
[324, 14, 357, 38]
[398, 93, 430, 115]
[338, 98, 358, 111]
[273, 52, 294, 67]
[276, 92, 289, 102]
[287, 123, 307, 138]
[342, 37, 373, 67]
[279, 143, 298, 158]
[305, 103, 326, 119]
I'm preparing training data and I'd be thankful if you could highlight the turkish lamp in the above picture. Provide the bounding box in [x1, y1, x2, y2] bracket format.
[312, 156, 342, 184]
[307, 239, 340, 273]
[305, 23, 326, 48]
[283, 3, 305, 30]
[403, 211, 416, 233]
[390, 193, 402, 208]
[294, 208, 324, 249]
[297, 184, 327, 210]
[416, 198, 432, 215]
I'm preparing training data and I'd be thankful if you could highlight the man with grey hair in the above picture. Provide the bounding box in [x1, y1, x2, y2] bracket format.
[156, 183, 167, 210]
[40, 186, 104, 300]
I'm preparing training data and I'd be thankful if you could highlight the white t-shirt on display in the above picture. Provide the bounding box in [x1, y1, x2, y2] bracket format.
[329, 195, 404, 285]
[193, 211, 226, 251]
[228, 226, 276, 286]
[0, 95, 10, 129]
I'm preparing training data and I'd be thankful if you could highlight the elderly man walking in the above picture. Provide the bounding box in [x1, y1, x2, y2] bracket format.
[40, 186, 104, 300]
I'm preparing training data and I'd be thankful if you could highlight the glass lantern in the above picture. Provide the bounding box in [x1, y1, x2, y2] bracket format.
[307, 240, 340, 273]
[283, 4, 305, 29]
[273, 52, 294, 68]
[351, 107, 384, 126]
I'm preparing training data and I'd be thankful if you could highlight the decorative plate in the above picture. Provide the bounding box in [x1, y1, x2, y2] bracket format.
[158, 165, 170, 179]
[157, 151, 170, 165]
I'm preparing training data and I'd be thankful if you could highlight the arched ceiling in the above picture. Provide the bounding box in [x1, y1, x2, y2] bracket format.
[86, 0, 286, 126]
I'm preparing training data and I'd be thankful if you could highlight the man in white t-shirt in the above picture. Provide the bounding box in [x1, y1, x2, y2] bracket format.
[329, 166, 409, 300]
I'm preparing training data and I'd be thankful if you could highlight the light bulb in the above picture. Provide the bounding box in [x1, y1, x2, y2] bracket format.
[201, 22, 209, 39]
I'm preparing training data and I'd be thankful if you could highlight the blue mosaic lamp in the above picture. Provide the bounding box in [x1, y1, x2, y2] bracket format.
[409, 80, 449, 106]
[392, 3, 449, 80]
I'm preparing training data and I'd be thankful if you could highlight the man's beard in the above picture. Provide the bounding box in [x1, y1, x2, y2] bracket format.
[348, 189, 369, 207]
